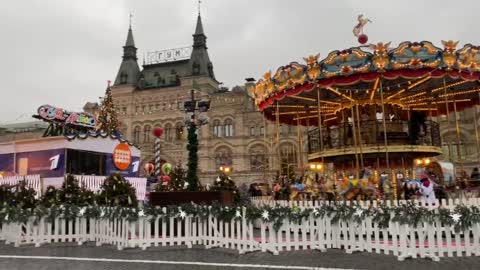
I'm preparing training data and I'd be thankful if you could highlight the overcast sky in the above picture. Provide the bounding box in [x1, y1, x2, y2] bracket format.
[1, 0, 479, 123]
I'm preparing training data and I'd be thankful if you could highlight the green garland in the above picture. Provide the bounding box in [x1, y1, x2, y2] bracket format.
[1, 202, 479, 232]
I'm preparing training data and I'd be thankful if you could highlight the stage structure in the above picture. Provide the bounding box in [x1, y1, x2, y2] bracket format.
[253, 38, 480, 198]
[0, 135, 141, 188]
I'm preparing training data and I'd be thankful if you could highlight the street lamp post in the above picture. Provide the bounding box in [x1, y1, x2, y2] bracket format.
[183, 88, 210, 191]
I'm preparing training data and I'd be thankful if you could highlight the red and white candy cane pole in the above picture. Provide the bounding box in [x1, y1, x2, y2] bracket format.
[153, 127, 164, 177]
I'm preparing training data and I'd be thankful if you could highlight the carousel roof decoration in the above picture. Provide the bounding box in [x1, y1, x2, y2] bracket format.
[254, 39, 480, 126]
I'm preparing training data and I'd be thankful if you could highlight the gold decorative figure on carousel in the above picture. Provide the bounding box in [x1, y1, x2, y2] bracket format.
[441, 40, 459, 70]
[353, 14, 372, 44]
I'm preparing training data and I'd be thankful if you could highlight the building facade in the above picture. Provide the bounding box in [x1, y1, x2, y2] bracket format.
[106, 14, 306, 185]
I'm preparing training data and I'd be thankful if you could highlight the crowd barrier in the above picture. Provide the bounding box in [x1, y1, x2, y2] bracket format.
[1, 198, 479, 261]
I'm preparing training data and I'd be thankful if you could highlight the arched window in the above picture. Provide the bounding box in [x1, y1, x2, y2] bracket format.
[143, 125, 151, 143]
[224, 119, 234, 137]
[214, 147, 233, 168]
[250, 127, 255, 136]
[260, 126, 265, 136]
[120, 124, 128, 138]
[175, 123, 184, 140]
[164, 123, 172, 141]
[249, 144, 268, 171]
[213, 120, 221, 137]
[133, 126, 141, 144]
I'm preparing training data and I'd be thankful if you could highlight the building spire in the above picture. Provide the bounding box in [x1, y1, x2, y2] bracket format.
[189, 8, 215, 80]
[113, 19, 141, 86]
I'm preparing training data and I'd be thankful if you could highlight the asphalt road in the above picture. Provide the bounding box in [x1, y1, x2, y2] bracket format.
[0, 242, 479, 270]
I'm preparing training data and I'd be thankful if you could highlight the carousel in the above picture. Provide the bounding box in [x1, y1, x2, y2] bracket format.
[252, 16, 480, 200]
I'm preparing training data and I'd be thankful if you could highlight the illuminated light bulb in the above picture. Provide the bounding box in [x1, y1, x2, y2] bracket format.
[416, 159, 423, 165]
[316, 164, 323, 170]
[424, 158, 431, 165]
[310, 164, 316, 170]
[219, 166, 223, 171]
[224, 167, 230, 173]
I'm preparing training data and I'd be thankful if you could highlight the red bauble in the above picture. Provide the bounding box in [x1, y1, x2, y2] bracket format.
[162, 175, 171, 182]
[152, 127, 164, 137]
[358, 34, 368, 44]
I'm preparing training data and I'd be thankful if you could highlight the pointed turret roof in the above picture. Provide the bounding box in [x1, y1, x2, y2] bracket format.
[194, 14, 204, 35]
[113, 25, 141, 86]
[188, 13, 215, 80]
[125, 26, 135, 47]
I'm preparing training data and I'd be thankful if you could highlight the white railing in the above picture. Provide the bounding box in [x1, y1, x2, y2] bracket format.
[76, 175, 147, 201]
[1, 199, 480, 261]
[0, 175, 42, 197]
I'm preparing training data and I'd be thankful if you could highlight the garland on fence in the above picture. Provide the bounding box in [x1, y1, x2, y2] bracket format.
[1, 202, 479, 232]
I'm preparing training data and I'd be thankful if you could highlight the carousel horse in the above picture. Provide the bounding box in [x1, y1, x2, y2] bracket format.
[338, 168, 378, 200]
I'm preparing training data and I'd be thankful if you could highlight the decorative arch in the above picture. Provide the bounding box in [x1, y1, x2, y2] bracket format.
[164, 123, 173, 141]
[248, 143, 269, 171]
[143, 125, 151, 143]
[213, 146, 233, 168]
[133, 126, 141, 144]
[223, 118, 234, 137]
[175, 122, 184, 140]
[212, 119, 222, 137]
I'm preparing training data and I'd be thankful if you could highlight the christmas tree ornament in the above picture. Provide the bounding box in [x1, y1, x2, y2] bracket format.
[261, 210, 269, 221]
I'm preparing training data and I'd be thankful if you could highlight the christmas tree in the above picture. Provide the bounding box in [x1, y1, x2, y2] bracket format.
[98, 173, 138, 207]
[185, 125, 200, 191]
[59, 174, 96, 206]
[0, 184, 15, 207]
[40, 186, 61, 207]
[96, 84, 120, 134]
[170, 163, 187, 191]
[13, 181, 38, 209]
[211, 173, 237, 192]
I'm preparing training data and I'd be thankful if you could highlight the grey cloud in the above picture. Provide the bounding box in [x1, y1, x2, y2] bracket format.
[1, 0, 479, 123]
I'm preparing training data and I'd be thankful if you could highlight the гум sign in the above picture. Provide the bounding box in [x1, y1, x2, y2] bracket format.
[36, 105, 96, 129]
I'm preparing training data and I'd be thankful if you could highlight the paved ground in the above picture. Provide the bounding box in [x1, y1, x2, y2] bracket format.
[0, 242, 479, 270]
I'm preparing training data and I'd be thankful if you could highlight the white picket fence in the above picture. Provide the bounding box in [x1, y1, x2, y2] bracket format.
[76, 175, 147, 201]
[1, 199, 480, 261]
[0, 175, 42, 197]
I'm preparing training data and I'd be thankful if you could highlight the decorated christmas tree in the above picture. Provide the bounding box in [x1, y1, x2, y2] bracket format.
[96, 84, 120, 134]
[211, 173, 237, 192]
[169, 163, 187, 191]
[40, 186, 61, 207]
[13, 181, 38, 209]
[59, 174, 96, 206]
[0, 184, 15, 207]
[185, 125, 200, 191]
[98, 173, 137, 207]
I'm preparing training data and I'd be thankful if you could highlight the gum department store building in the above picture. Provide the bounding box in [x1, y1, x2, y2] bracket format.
[103, 14, 303, 185]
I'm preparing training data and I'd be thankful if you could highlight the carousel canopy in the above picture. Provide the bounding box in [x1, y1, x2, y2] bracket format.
[252, 41, 480, 126]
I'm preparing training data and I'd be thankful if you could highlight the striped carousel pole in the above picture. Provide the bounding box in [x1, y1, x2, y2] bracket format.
[153, 127, 164, 177]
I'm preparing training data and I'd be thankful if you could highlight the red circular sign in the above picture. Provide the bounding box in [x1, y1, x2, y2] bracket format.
[113, 143, 132, 171]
